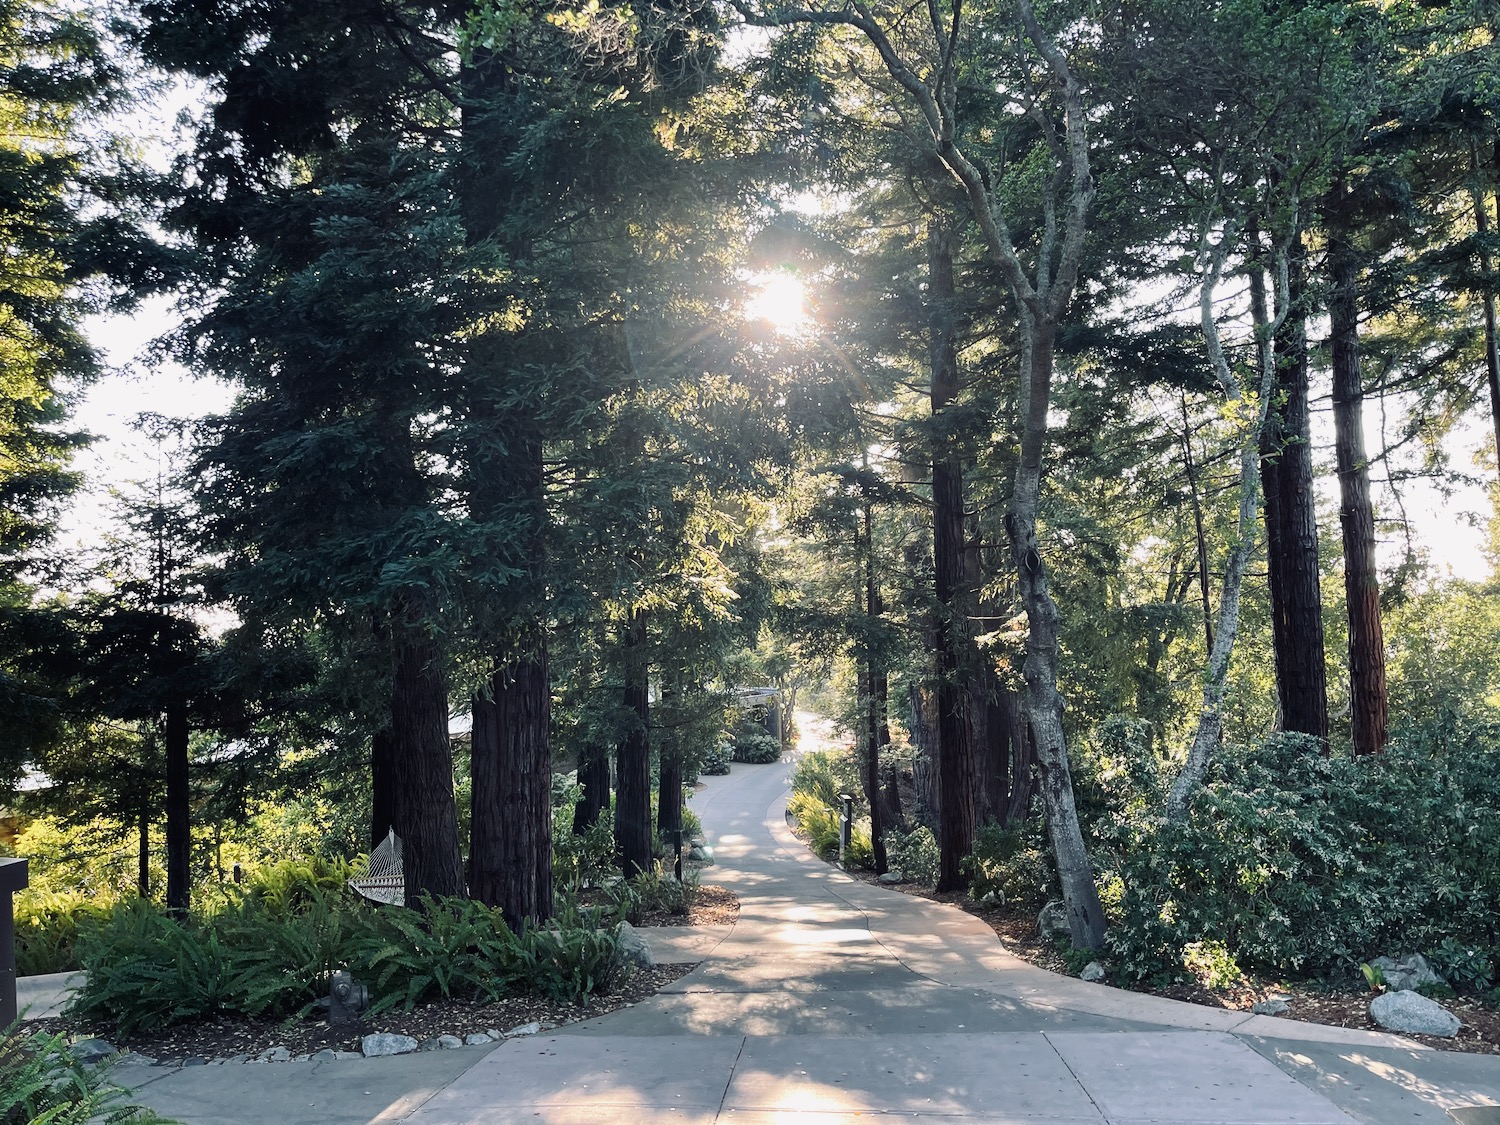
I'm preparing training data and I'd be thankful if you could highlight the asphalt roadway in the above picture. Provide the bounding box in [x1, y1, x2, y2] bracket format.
[39, 757, 1500, 1124]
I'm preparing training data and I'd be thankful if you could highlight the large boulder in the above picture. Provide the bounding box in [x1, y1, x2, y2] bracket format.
[616, 921, 656, 971]
[1037, 900, 1072, 942]
[1369, 990, 1461, 1038]
[361, 1033, 420, 1057]
[1369, 954, 1445, 993]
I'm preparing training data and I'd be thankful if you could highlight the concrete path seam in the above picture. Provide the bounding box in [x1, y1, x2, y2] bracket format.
[1040, 1030, 1110, 1123]
[713, 1035, 750, 1121]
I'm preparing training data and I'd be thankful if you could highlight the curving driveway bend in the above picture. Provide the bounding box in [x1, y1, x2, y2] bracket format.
[129, 758, 1500, 1125]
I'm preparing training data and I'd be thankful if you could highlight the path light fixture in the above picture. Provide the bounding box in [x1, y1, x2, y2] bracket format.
[837, 794, 854, 867]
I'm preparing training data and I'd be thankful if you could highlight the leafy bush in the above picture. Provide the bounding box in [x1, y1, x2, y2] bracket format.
[732, 729, 781, 764]
[788, 751, 872, 868]
[1107, 724, 1500, 982]
[0, 1027, 176, 1124]
[70, 890, 623, 1035]
[967, 822, 1055, 907]
[699, 742, 732, 775]
[14, 890, 117, 976]
[553, 815, 615, 891]
[885, 826, 939, 887]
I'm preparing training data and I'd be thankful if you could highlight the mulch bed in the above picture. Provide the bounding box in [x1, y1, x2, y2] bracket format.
[843, 869, 1500, 1056]
[22, 884, 738, 1066]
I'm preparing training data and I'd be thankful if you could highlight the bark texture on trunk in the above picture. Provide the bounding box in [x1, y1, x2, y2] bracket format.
[615, 610, 653, 878]
[370, 727, 398, 848]
[1328, 183, 1388, 757]
[137, 809, 149, 898]
[1472, 140, 1500, 468]
[165, 696, 191, 916]
[928, 225, 976, 893]
[390, 630, 465, 908]
[862, 500, 889, 874]
[1005, 318, 1107, 951]
[1260, 253, 1328, 742]
[907, 683, 940, 827]
[573, 737, 611, 833]
[470, 632, 554, 927]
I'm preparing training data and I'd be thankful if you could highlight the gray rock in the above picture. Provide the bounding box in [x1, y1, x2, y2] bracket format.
[292, 1054, 310, 1062]
[259, 1046, 291, 1063]
[361, 1033, 420, 1057]
[979, 890, 1002, 905]
[334, 1051, 362, 1061]
[1369, 989, 1461, 1037]
[225, 1054, 249, 1065]
[878, 871, 903, 885]
[1037, 900, 1072, 942]
[114, 1053, 156, 1067]
[311, 1049, 338, 1063]
[1370, 953, 1446, 993]
[505, 1022, 542, 1037]
[1252, 998, 1291, 1015]
[417, 1038, 443, 1052]
[1079, 961, 1107, 983]
[437, 1035, 463, 1050]
[69, 1039, 117, 1064]
[183, 1056, 207, 1067]
[484, 1028, 501, 1040]
[464, 1033, 494, 1045]
[616, 921, 656, 970]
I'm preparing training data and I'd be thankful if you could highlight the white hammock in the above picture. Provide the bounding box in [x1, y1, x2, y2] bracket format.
[348, 828, 404, 905]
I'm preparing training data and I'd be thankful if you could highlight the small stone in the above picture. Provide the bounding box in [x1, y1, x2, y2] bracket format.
[256, 1045, 291, 1063]
[114, 1053, 156, 1067]
[616, 922, 655, 971]
[1369, 954, 1446, 993]
[361, 1033, 420, 1058]
[226, 1054, 249, 1065]
[311, 1049, 338, 1063]
[1037, 900, 1071, 942]
[505, 1022, 542, 1037]
[979, 890, 1001, 905]
[183, 1056, 208, 1067]
[437, 1035, 463, 1050]
[293, 1054, 310, 1062]
[418, 1038, 443, 1052]
[334, 1051, 361, 1061]
[1253, 998, 1291, 1016]
[484, 1029, 501, 1040]
[1080, 961, 1107, 983]
[878, 871, 903, 885]
[465, 1033, 493, 1045]
[69, 1039, 117, 1064]
[1370, 989, 1461, 1038]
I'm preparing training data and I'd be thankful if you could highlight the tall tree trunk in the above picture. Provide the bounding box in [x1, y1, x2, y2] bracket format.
[928, 224, 976, 893]
[1259, 248, 1328, 741]
[1180, 397, 1215, 657]
[573, 736, 611, 833]
[470, 628, 553, 927]
[874, 666, 902, 830]
[164, 696, 190, 916]
[1005, 315, 1107, 951]
[137, 807, 149, 898]
[1472, 139, 1500, 468]
[390, 628, 464, 907]
[370, 727, 398, 848]
[862, 499, 889, 874]
[1328, 180, 1389, 756]
[906, 683, 940, 827]
[615, 610, 652, 878]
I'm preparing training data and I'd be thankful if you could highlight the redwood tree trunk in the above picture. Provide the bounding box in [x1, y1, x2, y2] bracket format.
[470, 630, 554, 927]
[615, 610, 653, 878]
[370, 727, 398, 848]
[1328, 182, 1389, 756]
[573, 737, 611, 833]
[1260, 251, 1328, 742]
[137, 808, 149, 898]
[928, 225, 976, 893]
[863, 500, 889, 874]
[164, 696, 190, 916]
[390, 630, 464, 908]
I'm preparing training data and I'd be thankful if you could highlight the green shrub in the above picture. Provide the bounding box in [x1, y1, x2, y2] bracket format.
[14, 890, 117, 976]
[699, 742, 732, 775]
[0, 1027, 177, 1124]
[553, 815, 615, 890]
[787, 751, 873, 869]
[70, 890, 624, 1034]
[885, 826, 939, 887]
[732, 729, 781, 764]
[1107, 723, 1500, 982]
[967, 822, 1055, 907]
